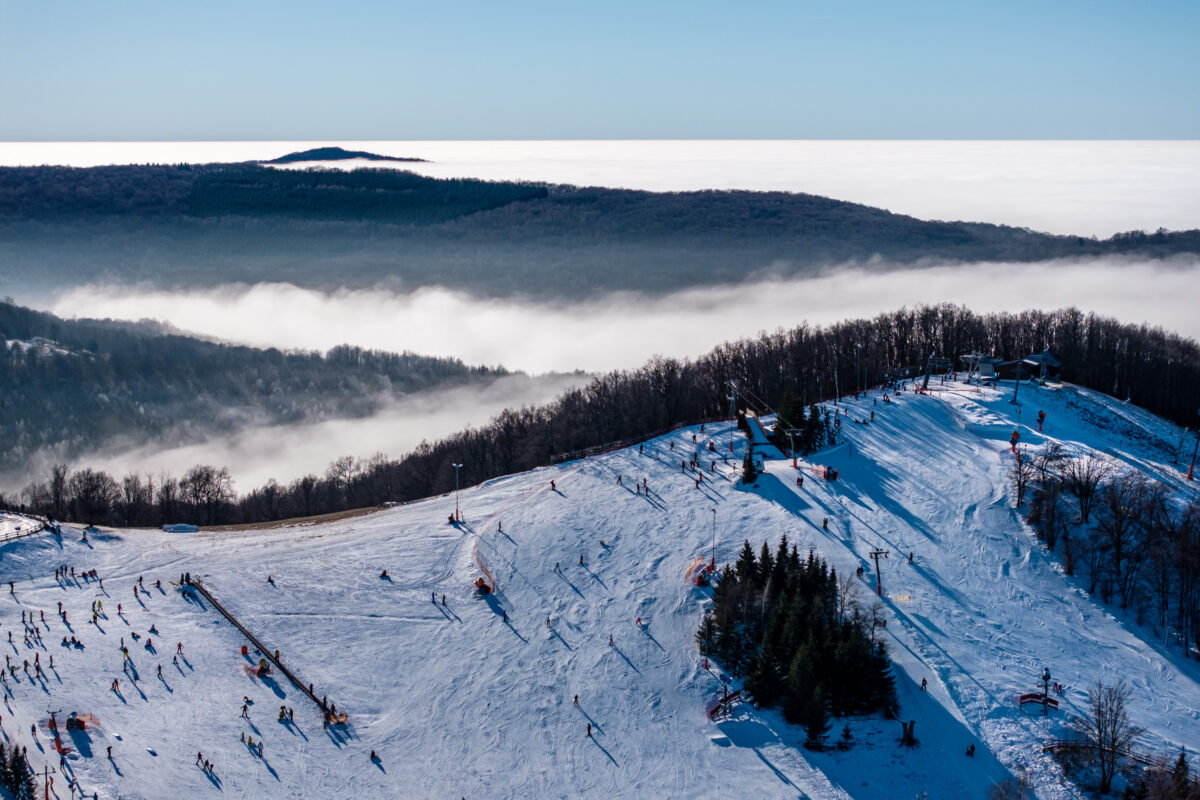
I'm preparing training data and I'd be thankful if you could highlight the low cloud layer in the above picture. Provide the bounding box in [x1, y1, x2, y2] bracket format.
[10, 374, 583, 495]
[45, 256, 1200, 375]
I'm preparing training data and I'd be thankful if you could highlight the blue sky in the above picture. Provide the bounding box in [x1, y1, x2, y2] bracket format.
[1, 0, 1196, 140]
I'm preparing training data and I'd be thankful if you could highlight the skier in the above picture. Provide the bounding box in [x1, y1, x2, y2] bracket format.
[441, 594, 446, 605]
[608, 634, 613, 646]
[380, 570, 388, 579]
[370, 750, 378, 761]
[921, 678, 927, 691]
[550, 480, 556, 491]
[573, 694, 579, 705]
[616, 475, 622, 485]
[586, 723, 592, 737]
[241, 703, 249, 718]
[502, 610, 507, 623]
[823, 517, 829, 530]
[579, 554, 584, 565]
[1037, 410, 1047, 432]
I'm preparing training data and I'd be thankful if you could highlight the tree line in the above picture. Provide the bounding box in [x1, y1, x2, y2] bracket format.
[5, 305, 1199, 530]
[697, 538, 898, 748]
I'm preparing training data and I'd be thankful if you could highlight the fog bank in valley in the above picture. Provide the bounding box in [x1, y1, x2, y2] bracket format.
[8, 374, 583, 497]
[47, 256, 1200, 375]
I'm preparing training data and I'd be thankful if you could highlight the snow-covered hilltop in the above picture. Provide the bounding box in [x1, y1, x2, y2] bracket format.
[1, 381, 1197, 799]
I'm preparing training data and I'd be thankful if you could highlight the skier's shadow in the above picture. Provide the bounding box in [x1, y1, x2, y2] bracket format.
[280, 718, 308, 741]
[435, 604, 461, 623]
[610, 645, 640, 675]
[555, 571, 583, 597]
[640, 628, 665, 652]
[374, 758, 386, 774]
[575, 705, 603, 735]
[589, 735, 618, 766]
[325, 724, 351, 748]
[580, 565, 607, 590]
[549, 629, 573, 651]
[204, 769, 222, 789]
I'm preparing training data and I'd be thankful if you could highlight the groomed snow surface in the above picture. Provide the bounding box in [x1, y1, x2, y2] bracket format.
[1, 381, 1197, 799]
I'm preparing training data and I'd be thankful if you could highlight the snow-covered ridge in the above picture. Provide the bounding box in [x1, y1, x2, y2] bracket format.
[4, 336, 79, 358]
[0, 381, 1195, 799]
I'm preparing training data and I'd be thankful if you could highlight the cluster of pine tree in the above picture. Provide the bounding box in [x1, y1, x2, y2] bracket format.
[0, 742, 36, 799]
[770, 393, 841, 456]
[697, 537, 898, 748]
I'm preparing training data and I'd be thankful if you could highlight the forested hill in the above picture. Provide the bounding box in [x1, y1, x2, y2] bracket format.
[264, 147, 427, 164]
[0, 301, 508, 473]
[2, 162, 1197, 300]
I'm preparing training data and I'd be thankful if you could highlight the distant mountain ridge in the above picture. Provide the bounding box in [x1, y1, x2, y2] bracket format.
[264, 146, 427, 164]
[0, 161, 1197, 300]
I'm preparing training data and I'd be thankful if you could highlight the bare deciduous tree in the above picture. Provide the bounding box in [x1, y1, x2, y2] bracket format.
[1010, 449, 1035, 506]
[1070, 680, 1142, 794]
[1061, 453, 1112, 525]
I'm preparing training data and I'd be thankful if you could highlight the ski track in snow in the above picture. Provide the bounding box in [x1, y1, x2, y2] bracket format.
[1, 381, 1198, 798]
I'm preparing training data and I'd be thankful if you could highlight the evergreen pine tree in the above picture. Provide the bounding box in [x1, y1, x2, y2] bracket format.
[744, 650, 783, 707]
[741, 454, 757, 485]
[10, 746, 35, 800]
[804, 684, 832, 750]
[695, 612, 715, 657]
[783, 642, 814, 724]
[734, 540, 757, 585]
[0, 742, 10, 794]
[1170, 747, 1190, 797]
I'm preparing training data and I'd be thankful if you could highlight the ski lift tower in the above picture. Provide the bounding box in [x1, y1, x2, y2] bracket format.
[869, 548, 889, 595]
[921, 356, 953, 391]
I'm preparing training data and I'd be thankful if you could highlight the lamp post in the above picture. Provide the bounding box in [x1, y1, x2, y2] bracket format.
[856, 343, 862, 394]
[452, 463, 463, 521]
[1041, 667, 1052, 716]
[1011, 361, 1023, 406]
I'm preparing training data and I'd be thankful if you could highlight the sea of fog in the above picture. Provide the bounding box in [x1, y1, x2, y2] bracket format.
[5, 374, 584, 497]
[48, 257, 1200, 375]
[2, 140, 1199, 237]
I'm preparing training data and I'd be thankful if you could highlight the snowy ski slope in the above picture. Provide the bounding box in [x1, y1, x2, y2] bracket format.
[0, 381, 1197, 799]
